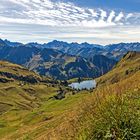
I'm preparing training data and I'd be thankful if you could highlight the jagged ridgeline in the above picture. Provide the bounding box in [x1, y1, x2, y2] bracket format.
[0, 39, 117, 80]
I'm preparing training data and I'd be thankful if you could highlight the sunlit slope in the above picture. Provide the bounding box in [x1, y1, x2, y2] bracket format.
[0, 61, 57, 115]
[0, 51, 140, 140]
[0, 61, 42, 83]
[51, 51, 140, 140]
[96, 51, 140, 86]
[36, 51, 140, 140]
[0, 61, 90, 140]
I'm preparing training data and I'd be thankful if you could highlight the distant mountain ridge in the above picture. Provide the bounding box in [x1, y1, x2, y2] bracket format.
[1, 39, 140, 60]
[4, 39, 23, 47]
[43, 41, 140, 60]
[0, 40, 116, 80]
[1, 38, 139, 80]
[105, 42, 140, 59]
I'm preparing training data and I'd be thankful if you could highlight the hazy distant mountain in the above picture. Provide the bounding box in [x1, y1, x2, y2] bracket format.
[42, 40, 140, 60]
[1, 39, 139, 79]
[26, 51, 100, 80]
[0, 39, 8, 47]
[0, 44, 39, 65]
[0, 39, 117, 79]
[88, 55, 116, 74]
[2, 39, 139, 60]
[4, 39, 23, 47]
[25, 42, 42, 48]
[0, 40, 140, 60]
[104, 43, 140, 59]
[43, 40, 107, 58]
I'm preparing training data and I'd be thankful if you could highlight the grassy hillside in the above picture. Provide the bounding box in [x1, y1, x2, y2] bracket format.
[37, 51, 139, 140]
[96, 51, 140, 86]
[0, 61, 42, 83]
[52, 51, 140, 140]
[0, 82, 90, 140]
[0, 61, 91, 139]
[0, 61, 58, 115]
[49, 70, 140, 140]
[0, 52, 139, 140]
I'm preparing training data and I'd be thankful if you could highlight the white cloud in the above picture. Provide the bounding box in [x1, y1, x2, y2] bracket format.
[0, 0, 138, 27]
[1, 23, 140, 45]
[0, 0, 140, 44]
[107, 11, 116, 23]
[100, 10, 107, 20]
[126, 13, 133, 19]
[115, 12, 124, 22]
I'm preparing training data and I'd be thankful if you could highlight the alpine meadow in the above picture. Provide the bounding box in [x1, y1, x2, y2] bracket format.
[0, 0, 140, 140]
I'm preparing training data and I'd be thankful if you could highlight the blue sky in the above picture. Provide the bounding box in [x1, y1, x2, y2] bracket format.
[0, 0, 140, 45]
[62, 0, 140, 12]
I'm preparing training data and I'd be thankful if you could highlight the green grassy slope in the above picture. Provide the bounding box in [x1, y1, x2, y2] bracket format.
[0, 83, 90, 140]
[0, 61, 57, 139]
[0, 61, 42, 83]
[96, 51, 140, 86]
[0, 52, 139, 140]
[55, 51, 140, 140]
[40, 51, 140, 140]
[0, 61, 91, 140]
[0, 61, 59, 117]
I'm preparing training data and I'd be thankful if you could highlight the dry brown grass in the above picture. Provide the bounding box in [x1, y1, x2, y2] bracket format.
[46, 70, 140, 140]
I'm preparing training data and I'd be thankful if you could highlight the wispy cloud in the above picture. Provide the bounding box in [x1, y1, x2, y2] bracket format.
[115, 12, 124, 22]
[0, 0, 139, 27]
[0, 0, 140, 44]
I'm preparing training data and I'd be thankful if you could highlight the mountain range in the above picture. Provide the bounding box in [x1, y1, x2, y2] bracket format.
[0, 38, 139, 80]
[3, 39, 140, 59]
[28, 40, 140, 60]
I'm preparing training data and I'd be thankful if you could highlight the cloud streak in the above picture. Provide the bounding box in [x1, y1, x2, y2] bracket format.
[0, 0, 139, 27]
[0, 0, 140, 44]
